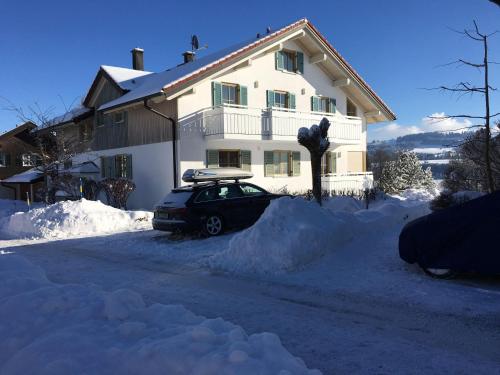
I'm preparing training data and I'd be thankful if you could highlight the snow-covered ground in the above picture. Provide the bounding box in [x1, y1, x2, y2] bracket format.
[1, 192, 500, 374]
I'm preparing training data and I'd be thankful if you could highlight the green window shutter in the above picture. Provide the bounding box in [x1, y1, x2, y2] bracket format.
[329, 98, 337, 114]
[266, 90, 275, 108]
[206, 149, 219, 168]
[296, 52, 304, 74]
[288, 93, 296, 109]
[5, 153, 11, 167]
[239, 85, 248, 106]
[211, 82, 222, 106]
[240, 150, 251, 171]
[125, 154, 133, 178]
[331, 152, 337, 174]
[311, 96, 320, 112]
[275, 51, 284, 70]
[292, 151, 301, 176]
[264, 151, 274, 177]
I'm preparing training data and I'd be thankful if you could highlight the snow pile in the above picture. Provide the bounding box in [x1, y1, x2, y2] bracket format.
[323, 195, 363, 213]
[452, 190, 485, 201]
[210, 193, 431, 275]
[1, 199, 152, 239]
[210, 197, 357, 275]
[0, 254, 319, 375]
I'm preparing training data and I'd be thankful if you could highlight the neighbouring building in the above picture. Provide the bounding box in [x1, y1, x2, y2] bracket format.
[0, 122, 44, 200]
[46, 18, 396, 209]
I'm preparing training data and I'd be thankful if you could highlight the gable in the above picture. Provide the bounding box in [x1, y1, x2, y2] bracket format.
[83, 69, 125, 109]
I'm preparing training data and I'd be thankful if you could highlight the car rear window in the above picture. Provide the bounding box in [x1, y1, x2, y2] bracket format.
[158, 191, 192, 207]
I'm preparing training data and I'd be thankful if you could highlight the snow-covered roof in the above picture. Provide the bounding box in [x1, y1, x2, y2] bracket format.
[1, 168, 43, 183]
[101, 65, 152, 91]
[47, 106, 92, 127]
[62, 161, 100, 174]
[98, 36, 260, 111]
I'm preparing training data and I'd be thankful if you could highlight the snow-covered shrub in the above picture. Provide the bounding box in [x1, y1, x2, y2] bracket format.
[99, 178, 136, 209]
[379, 151, 435, 194]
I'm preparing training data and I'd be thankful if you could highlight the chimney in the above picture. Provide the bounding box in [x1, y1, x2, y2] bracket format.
[182, 51, 195, 64]
[131, 48, 144, 70]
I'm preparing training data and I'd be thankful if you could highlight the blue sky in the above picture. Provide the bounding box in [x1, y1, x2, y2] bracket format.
[0, 0, 498, 140]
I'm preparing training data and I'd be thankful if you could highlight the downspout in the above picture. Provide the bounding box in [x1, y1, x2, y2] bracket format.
[143, 99, 178, 188]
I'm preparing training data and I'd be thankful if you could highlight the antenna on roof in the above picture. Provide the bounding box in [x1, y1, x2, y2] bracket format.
[266, 26, 272, 34]
[191, 35, 208, 52]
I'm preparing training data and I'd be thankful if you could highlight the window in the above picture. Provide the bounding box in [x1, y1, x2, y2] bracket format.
[275, 50, 304, 74]
[239, 184, 266, 196]
[79, 122, 93, 143]
[113, 112, 125, 124]
[274, 92, 287, 108]
[0, 152, 10, 167]
[212, 82, 248, 107]
[266, 90, 296, 110]
[195, 185, 243, 203]
[346, 98, 357, 117]
[264, 151, 300, 177]
[311, 96, 336, 113]
[206, 149, 251, 171]
[219, 150, 240, 168]
[321, 152, 338, 175]
[22, 153, 42, 167]
[101, 154, 132, 178]
[96, 111, 105, 127]
[221, 84, 237, 105]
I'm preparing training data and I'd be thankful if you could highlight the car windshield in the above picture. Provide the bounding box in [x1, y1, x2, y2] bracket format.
[196, 185, 243, 202]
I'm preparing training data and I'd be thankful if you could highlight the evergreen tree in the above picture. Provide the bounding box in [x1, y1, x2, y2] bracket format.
[379, 151, 435, 194]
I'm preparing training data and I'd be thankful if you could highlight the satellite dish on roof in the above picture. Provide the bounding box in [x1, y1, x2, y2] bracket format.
[191, 35, 199, 51]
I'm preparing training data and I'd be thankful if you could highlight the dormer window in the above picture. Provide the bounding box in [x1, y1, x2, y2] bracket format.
[275, 50, 304, 74]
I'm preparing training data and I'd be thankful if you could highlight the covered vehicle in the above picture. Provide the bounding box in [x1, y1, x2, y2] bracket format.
[399, 191, 500, 278]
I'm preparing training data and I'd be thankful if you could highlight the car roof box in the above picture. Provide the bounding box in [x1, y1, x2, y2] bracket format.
[182, 168, 253, 183]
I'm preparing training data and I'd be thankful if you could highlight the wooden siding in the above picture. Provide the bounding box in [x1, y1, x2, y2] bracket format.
[92, 100, 176, 151]
[93, 78, 122, 108]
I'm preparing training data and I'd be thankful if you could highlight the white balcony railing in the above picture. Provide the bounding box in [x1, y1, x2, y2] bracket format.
[196, 105, 362, 143]
[321, 172, 374, 193]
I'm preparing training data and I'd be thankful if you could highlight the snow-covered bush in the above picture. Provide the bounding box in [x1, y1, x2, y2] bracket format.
[99, 178, 136, 209]
[379, 151, 435, 194]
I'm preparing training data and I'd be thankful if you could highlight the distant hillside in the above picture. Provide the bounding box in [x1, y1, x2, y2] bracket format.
[368, 131, 468, 152]
[368, 131, 470, 180]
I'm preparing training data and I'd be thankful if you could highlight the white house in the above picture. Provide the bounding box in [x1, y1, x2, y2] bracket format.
[55, 18, 395, 209]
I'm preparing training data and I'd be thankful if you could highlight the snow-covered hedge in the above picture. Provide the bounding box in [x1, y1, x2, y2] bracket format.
[1, 199, 152, 239]
[0, 254, 320, 375]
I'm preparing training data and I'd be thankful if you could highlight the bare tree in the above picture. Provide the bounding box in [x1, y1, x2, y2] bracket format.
[298, 117, 330, 205]
[1, 98, 93, 202]
[429, 21, 498, 192]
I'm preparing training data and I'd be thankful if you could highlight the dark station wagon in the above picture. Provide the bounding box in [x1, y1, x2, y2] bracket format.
[153, 176, 285, 236]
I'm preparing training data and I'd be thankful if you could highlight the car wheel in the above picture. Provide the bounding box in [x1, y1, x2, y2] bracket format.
[423, 267, 457, 279]
[203, 214, 224, 236]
